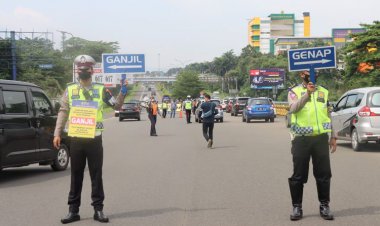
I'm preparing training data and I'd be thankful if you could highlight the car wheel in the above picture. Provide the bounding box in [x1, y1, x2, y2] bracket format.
[231, 112, 234, 116]
[351, 128, 362, 152]
[220, 118, 223, 123]
[265, 118, 269, 122]
[242, 116, 246, 122]
[137, 117, 141, 121]
[270, 118, 274, 123]
[119, 117, 123, 122]
[51, 144, 69, 171]
[246, 118, 250, 123]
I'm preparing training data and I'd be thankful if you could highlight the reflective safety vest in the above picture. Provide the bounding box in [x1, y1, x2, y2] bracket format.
[290, 85, 331, 136]
[162, 102, 168, 109]
[67, 83, 105, 132]
[151, 103, 158, 115]
[184, 100, 192, 110]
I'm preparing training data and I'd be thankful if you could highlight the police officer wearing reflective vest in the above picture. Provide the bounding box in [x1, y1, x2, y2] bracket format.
[53, 55, 127, 224]
[288, 71, 337, 221]
[183, 95, 192, 123]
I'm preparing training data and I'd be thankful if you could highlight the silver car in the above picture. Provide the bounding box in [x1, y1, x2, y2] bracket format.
[195, 99, 224, 123]
[331, 87, 380, 151]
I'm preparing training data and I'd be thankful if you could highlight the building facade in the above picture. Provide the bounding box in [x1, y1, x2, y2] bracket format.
[332, 28, 366, 48]
[248, 12, 311, 54]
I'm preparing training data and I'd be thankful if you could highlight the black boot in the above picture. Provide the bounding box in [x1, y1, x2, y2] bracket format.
[290, 204, 303, 221]
[94, 210, 109, 223]
[61, 212, 80, 224]
[320, 204, 334, 220]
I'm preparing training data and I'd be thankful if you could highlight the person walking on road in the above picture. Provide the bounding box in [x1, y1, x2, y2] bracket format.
[148, 97, 161, 136]
[170, 100, 177, 118]
[183, 95, 193, 123]
[54, 55, 128, 224]
[287, 70, 337, 221]
[162, 101, 168, 118]
[199, 94, 218, 148]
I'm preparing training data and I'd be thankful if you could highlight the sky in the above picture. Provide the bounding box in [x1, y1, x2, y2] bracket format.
[0, 0, 378, 71]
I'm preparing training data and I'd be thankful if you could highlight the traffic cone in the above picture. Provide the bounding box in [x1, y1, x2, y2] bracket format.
[179, 110, 183, 118]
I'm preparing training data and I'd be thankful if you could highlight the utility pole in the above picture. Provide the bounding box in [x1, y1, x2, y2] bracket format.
[10, 31, 16, 80]
[57, 30, 73, 51]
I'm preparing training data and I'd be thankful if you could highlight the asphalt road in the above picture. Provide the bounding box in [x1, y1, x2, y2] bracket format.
[1, 89, 380, 226]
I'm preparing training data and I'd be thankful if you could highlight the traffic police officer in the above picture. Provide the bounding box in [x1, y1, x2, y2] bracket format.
[183, 95, 192, 123]
[288, 71, 337, 221]
[53, 55, 127, 224]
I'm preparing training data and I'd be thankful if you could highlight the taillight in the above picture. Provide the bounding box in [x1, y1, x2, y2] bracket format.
[358, 106, 379, 117]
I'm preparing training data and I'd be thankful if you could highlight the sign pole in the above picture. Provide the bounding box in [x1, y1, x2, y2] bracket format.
[309, 66, 316, 84]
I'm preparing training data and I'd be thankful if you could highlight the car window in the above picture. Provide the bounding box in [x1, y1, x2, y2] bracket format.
[355, 93, 364, 107]
[238, 98, 248, 104]
[370, 92, 380, 107]
[335, 95, 347, 111]
[211, 100, 220, 105]
[122, 103, 136, 108]
[250, 99, 270, 105]
[3, 91, 28, 114]
[32, 91, 52, 115]
[345, 94, 358, 109]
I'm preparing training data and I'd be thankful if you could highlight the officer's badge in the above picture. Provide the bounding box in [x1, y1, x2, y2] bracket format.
[72, 89, 80, 99]
[92, 89, 100, 98]
[317, 91, 325, 103]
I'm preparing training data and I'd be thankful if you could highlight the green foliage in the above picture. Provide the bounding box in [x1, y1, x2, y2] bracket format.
[344, 21, 380, 87]
[0, 36, 120, 98]
[172, 70, 204, 99]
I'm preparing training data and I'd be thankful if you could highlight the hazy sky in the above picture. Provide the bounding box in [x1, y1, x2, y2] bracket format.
[1, 0, 378, 71]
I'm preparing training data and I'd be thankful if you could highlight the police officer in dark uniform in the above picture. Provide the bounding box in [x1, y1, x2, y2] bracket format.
[288, 71, 337, 221]
[53, 55, 127, 224]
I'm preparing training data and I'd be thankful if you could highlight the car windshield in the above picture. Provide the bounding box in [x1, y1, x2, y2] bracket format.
[249, 99, 270, 106]
[122, 103, 137, 109]
[238, 98, 248, 104]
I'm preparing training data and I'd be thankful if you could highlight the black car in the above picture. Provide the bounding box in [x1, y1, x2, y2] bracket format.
[119, 102, 141, 121]
[0, 80, 70, 171]
[231, 97, 250, 116]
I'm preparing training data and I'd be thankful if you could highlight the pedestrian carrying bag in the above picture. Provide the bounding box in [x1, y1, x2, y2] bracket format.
[202, 110, 212, 118]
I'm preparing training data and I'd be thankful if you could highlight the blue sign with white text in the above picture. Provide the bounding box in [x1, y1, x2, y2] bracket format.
[102, 54, 145, 74]
[288, 46, 336, 71]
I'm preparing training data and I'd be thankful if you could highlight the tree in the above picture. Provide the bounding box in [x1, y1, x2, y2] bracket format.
[63, 37, 119, 62]
[172, 70, 204, 99]
[344, 21, 380, 88]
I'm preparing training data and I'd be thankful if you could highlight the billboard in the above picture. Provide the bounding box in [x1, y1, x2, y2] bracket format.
[250, 68, 285, 89]
[332, 28, 365, 48]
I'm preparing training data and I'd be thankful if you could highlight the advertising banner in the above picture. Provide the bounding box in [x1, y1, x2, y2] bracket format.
[68, 100, 98, 138]
[250, 68, 285, 89]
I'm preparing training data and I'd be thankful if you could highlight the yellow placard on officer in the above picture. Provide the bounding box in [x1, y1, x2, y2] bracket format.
[176, 103, 181, 112]
[68, 100, 98, 138]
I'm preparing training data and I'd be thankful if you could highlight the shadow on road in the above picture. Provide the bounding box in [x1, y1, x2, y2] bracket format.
[0, 167, 71, 188]
[212, 146, 238, 150]
[334, 206, 380, 217]
[108, 207, 227, 219]
[337, 142, 380, 152]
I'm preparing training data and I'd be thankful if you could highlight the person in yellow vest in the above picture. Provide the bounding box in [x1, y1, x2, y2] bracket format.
[148, 97, 161, 136]
[288, 71, 337, 221]
[183, 95, 193, 123]
[162, 101, 168, 118]
[53, 55, 127, 224]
